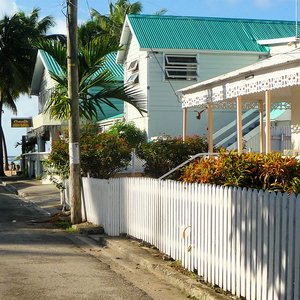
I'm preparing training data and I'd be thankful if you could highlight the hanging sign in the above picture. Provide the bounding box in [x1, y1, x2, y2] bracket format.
[11, 118, 33, 128]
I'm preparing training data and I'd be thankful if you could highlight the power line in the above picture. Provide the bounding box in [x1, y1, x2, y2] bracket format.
[133, 17, 183, 103]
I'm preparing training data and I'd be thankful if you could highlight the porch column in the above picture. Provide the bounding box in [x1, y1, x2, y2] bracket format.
[207, 103, 213, 153]
[236, 96, 243, 154]
[183, 108, 187, 142]
[290, 86, 300, 151]
[37, 135, 46, 152]
[258, 100, 265, 153]
[265, 91, 271, 154]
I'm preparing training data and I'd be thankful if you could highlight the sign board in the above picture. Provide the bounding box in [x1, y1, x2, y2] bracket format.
[11, 118, 33, 128]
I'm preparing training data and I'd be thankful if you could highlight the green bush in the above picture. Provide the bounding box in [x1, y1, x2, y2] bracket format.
[181, 150, 300, 194]
[45, 124, 132, 179]
[136, 135, 208, 178]
[80, 125, 131, 178]
[106, 121, 147, 148]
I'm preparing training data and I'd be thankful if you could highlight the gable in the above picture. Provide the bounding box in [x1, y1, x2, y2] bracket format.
[31, 50, 124, 95]
[123, 14, 296, 53]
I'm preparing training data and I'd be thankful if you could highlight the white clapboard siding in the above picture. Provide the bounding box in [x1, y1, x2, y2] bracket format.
[76, 177, 300, 300]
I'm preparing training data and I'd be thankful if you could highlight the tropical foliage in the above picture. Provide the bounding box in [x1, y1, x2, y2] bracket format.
[45, 124, 132, 179]
[79, 0, 143, 46]
[106, 121, 147, 148]
[181, 150, 300, 194]
[136, 135, 208, 178]
[78, 0, 166, 47]
[0, 8, 54, 175]
[34, 36, 146, 121]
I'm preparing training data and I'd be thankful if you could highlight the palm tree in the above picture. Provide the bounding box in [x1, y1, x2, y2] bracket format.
[78, 0, 142, 47]
[0, 9, 54, 175]
[34, 36, 146, 121]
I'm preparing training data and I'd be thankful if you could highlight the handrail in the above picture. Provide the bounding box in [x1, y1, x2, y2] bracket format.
[215, 114, 260, 148]
[159, 152, 219, 180]
[213, 109, 257, 141]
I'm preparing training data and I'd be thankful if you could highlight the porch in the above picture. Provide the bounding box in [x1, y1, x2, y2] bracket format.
[177, 47, 300, 154]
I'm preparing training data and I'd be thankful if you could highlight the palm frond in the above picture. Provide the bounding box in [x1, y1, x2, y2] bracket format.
[89, 83, 146, 115]
[34, 38, 67, 72]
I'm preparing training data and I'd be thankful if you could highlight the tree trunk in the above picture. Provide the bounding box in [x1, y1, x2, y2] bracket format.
[3, 130, 9, 171]
[0, 98, 6, 177]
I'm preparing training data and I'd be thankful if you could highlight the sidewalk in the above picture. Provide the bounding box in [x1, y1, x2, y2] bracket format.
[1, 176, 230, 300]
[1, 176, 61, 216]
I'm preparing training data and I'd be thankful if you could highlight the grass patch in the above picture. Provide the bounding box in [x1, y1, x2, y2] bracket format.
[55, 219, 79, 233]
[67, 226, 78, 233]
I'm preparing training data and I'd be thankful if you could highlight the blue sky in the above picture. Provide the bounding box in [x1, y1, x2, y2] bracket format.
[0, 0, 298, 156]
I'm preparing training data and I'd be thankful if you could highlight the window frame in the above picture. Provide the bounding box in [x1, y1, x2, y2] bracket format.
[126, 72, 139, 84]
[127, 59, 139, 72]
[164, 54, 198, 81]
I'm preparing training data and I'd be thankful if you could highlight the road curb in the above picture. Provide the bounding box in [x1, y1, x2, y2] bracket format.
[73, 234, 230, 300]
[1, 182, 51, 216]
[103, 237, 229, 300]
[1, 182, 18, 194]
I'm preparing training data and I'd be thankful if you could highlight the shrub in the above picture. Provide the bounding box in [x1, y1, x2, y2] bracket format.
[44, 124, 132, 179]
[136, 135, 208, 178]
[43, 139, 69, 190]
[80, 126, 131, 178]
[181, 150, 300, 194]
[106, 121, 147, 148]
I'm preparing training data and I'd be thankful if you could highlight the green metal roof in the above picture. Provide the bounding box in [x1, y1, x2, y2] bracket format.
[88, 85, 124, 120]
[90, 52, 124, 81]
[96, 99, 124, 120]
[39, 50, 123, 80]
[128, 15, 296, 52]
[39, 51, 124, 120]
[40, 50, 64, 76]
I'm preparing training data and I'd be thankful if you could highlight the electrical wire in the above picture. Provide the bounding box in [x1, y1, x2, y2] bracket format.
[132, 16, 183, 103]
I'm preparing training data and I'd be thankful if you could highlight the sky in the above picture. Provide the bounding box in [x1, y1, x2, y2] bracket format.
[0, 0, 299, 156]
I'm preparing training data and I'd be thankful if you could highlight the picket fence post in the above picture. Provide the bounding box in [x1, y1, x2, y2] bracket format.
[79, 177, 300, 300]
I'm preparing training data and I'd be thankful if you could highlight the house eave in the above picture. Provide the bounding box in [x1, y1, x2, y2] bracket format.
[257, 36, 299, 45]
[30, 51, 44, 96]
[139, 48, 269, 56]
[117, 16, 135, 64]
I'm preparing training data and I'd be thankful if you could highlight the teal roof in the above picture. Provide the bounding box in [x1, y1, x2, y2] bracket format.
[90, 52, 123, 81]
[39, 51, 124, 120]
[39, 50, 123, 80]
[40, 50, 64, 76]
[128, 15, 296, 52]
[96, 99, 124, 121]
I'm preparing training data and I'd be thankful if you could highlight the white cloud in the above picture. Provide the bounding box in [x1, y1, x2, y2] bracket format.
[0, 0, 18, 18]
[49, 18, 67, 35]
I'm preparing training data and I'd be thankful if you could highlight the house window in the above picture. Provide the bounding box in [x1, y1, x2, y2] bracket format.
[126, 59, 139, 84]
[127, 59, 138, 72]
[126, 72, 139, 84]
[164, 55, 198, 80]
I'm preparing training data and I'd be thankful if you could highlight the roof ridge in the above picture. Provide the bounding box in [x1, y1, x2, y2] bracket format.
[128, 14, 295, 24]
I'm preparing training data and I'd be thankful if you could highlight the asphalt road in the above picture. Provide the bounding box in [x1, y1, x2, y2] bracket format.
[0, 185, 153, 300]
[0, 184, 191, 300]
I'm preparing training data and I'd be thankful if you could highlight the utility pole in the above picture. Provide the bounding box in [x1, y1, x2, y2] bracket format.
[67, 0, 81, 224]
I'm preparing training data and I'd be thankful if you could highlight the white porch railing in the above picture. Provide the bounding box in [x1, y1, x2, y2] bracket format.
[71, 177, 300, 300]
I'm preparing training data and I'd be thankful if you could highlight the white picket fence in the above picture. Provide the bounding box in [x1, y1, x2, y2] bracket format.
[78, 177, 300, 300]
